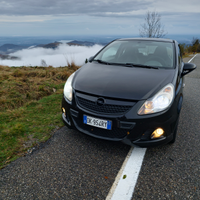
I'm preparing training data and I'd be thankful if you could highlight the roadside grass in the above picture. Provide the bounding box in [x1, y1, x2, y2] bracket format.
[0, 63, 79, 169]
[182, 52, 193, 58]
[0, 63, 79, 111]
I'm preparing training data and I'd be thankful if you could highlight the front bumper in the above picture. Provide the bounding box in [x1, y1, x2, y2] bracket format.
[62, 94, 179, 147]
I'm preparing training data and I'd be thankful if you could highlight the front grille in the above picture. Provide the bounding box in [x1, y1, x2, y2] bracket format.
[76, 96, 132, 114]
[74, 117, 128, 139]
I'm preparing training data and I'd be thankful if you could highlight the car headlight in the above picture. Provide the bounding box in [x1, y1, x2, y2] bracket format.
[64, 72, 75, 101]
[138, 83, 174, 115]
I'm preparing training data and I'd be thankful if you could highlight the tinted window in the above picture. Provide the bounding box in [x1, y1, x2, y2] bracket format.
[177, 45, 182, 66]
[95, 40, 175, 69]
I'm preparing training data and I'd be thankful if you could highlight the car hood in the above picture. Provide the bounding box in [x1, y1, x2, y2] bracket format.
[73, 63, 175, 100]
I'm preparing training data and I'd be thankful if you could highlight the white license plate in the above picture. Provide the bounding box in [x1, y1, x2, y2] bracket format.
[83, 115, 112, 130]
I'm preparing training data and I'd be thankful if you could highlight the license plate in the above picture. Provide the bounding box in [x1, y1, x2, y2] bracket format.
[83, 115, 112, 130]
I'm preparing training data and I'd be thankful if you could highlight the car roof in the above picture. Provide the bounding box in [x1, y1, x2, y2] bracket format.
[117, 38, 174, 43]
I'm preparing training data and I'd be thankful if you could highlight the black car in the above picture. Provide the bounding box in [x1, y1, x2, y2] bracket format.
[61, 38, 196, 147]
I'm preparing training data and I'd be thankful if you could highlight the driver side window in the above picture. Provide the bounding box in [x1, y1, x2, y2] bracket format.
[177, 45, 182, 68]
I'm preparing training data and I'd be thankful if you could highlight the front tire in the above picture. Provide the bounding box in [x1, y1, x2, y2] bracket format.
[169, 117, 179, 144]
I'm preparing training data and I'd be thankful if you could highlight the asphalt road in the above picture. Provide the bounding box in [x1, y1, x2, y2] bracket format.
[0, 125, 130, 199]
[0, 54, 200, 200]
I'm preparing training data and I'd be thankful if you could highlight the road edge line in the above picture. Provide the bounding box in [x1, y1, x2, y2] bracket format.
[188, 54, 197, 63]
[106, 147, 134, 200]
[106, 147, 147, 200]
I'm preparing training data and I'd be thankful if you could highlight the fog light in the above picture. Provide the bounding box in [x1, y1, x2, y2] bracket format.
[151, 128, 164, 139]
[62, 107, 66, 117]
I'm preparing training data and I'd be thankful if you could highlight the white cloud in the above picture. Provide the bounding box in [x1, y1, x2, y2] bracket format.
[0, 44, 103, 67]
[0, 0, 199, 17]
[0, 15, 55, 22]
[0, 0, 150, 16]
[0, 0, 199, 36]
[151, 0, 200, 13]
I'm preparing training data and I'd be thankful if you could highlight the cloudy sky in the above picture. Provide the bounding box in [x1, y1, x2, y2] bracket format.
[0, 0, 200, 36]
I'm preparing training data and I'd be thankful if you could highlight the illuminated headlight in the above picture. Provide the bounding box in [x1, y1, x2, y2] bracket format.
[64, 72, 75, 101]
[138, 83, 174, 115]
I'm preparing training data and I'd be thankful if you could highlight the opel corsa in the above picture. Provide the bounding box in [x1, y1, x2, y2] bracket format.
[61, 38, 196, 147]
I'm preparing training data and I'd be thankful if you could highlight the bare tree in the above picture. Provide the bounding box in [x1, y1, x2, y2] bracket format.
[139, 11, 167, 38]
[41, 59, 48, 67]
[191, 37, 200, 52]
[191, 37, 199, 46]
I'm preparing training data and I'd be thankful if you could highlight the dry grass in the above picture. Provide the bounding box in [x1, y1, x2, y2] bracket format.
[0, 63, 80, 168]
[0, 64, 80, 112]
[182, 52, 192, 58]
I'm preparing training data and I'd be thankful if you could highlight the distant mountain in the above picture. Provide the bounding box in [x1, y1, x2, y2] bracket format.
[0, 44, 26, 54]
[67, 40, 107, 46]
[0, 54, 19, 60]
[36, 42, 62, 49]
[0, 40, 105, 56]
[0, 42, 63, 54]
[67, 40, 95, 46]
[35, 41, 94, 48]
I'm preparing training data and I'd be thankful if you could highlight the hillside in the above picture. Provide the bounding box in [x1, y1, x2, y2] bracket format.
[0, 54, 19, 60]
[36, 42, 62, 49]
[0, 64, 79, 169]
[67, 40, 95, 46]
[0, 44, 26, 54]
[0, 40, 102, 56]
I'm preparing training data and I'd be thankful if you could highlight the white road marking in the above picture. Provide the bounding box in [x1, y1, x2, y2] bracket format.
[106, 147, 146, 200]
[188, 54, 197, 63]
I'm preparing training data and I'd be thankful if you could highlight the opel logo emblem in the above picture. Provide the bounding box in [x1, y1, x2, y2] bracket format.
[96, 98, 105, 106]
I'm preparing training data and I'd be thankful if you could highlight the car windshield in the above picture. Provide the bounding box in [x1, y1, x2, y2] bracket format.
[94, 40, 175, 69]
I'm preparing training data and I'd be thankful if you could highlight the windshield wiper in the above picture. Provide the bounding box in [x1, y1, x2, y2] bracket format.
[93, 60, 158, 69]
[93, 59, 110, 65]
[125, 63, 159, 69]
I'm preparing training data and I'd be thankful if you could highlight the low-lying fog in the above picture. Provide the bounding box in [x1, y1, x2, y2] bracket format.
[0, 44, 103, 67]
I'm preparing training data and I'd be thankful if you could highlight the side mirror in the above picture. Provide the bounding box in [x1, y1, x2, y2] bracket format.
[89, 56, 94, 62]
[181, 62, 196, 77]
